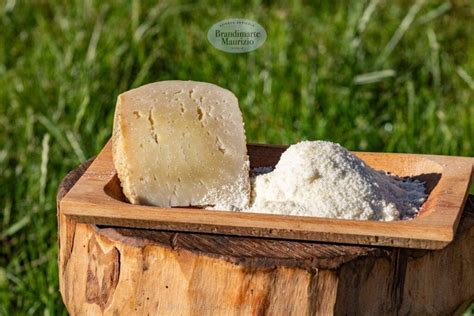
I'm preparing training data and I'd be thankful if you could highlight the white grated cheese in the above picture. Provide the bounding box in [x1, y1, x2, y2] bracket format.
[246, 141, 427, 221]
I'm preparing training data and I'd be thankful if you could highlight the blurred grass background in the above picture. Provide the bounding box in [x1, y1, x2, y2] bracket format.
[0, 0, 473, 314]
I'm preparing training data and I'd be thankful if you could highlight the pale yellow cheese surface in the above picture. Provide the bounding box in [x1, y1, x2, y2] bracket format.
[112, 81, 250, 209]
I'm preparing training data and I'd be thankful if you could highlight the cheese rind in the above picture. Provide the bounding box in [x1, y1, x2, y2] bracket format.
[112, 81, 250, 209]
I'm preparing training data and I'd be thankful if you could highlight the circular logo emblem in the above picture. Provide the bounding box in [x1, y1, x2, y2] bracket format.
[207, 19, 267, 53]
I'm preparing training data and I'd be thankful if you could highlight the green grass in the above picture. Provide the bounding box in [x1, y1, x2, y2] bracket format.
[0, 0, 473, 314]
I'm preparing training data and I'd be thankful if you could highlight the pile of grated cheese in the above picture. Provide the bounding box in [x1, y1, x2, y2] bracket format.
[246, 141, 427, 221]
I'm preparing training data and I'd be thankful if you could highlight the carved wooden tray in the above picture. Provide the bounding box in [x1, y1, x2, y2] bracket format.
[60, 140, 473, 249]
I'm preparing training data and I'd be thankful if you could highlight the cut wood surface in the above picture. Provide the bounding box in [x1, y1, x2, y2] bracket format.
[58, 158, 474, 315]
[60, 140, 474, 249]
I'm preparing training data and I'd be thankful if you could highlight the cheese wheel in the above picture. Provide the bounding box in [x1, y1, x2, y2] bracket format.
[112, 81, 250, 209]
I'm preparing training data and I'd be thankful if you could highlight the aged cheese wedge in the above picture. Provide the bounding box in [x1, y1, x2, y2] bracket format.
[112, 81, 250, 209]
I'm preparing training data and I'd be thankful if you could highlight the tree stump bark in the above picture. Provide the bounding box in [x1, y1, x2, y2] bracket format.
[57, 158, 474, 315]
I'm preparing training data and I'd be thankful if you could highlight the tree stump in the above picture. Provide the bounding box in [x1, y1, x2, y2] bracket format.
[57, 158, 474, 315]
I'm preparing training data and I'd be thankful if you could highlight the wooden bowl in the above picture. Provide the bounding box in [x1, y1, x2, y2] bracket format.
[60, 140, 473, 249]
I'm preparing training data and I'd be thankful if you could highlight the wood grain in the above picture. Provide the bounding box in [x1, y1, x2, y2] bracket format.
[57, 159, 474, 315]
[60, 140, 474, 249]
